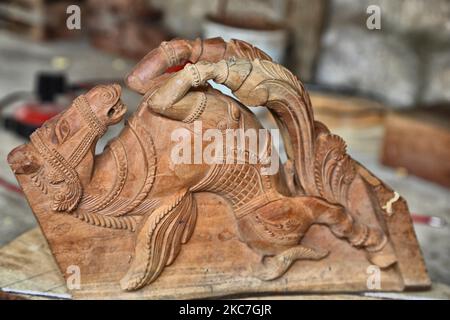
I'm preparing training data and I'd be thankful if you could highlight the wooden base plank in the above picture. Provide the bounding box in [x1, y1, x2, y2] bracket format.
[1, 226, 449, 300]
[1, 193, 431, 300]
[0, 227, 69, 299]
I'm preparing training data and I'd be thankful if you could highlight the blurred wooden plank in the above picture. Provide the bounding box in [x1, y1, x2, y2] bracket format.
[381, 107, 450, 188]
[310, 92, 386, 129]
[0, 0, 82, 41]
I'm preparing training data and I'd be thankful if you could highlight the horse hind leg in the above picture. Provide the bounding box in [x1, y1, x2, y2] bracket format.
[252, 196, 396, 281]
[251, 196, 330, 281]
[308, 197, 397, 268]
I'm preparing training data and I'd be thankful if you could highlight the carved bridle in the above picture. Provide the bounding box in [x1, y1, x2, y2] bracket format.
[30, 95, 107, 212]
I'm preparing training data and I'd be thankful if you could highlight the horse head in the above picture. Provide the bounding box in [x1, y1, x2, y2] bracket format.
[8, 84, 127, 212]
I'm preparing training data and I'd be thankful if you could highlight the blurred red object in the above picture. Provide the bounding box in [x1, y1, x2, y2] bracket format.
[14, 102, 61, 127]
[411, 214, 447, 228]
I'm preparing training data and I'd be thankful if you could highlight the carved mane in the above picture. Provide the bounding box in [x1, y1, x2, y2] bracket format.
[241, 59, 357, 206]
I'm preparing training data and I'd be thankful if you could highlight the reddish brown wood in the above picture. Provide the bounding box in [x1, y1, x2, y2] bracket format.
[7, 38, 430, 298]
[86, 0, 169, 60]
[382, 108, 450, 188]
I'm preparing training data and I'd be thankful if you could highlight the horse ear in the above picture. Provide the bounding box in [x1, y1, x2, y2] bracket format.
[7, 144, 42, 175]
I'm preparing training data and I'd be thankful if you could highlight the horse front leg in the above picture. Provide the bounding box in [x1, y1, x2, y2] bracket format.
[126, 37, 270, 94]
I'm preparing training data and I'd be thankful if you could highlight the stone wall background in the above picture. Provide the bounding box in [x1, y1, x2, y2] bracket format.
[149, 0, 326, 81]
[316, 0, 450, 107]
[148, 0, 450, 108]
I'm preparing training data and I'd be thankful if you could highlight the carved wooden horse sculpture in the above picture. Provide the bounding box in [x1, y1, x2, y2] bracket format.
[9, 38, 399, 293]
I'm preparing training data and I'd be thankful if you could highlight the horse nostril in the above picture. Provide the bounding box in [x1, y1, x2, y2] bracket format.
[107, 108, 115, 118]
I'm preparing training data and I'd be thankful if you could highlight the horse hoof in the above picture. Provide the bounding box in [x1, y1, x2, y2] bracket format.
[253, 245, 329, 281]
[367, 242, 397, 269]
[253, 256, 286, 281]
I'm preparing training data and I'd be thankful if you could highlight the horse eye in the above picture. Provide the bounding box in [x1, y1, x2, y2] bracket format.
[57, 119, 71, 144]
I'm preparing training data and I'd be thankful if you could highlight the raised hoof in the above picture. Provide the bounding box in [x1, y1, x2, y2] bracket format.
[367, 241, 397, 269]
[253, 245, 329, 281]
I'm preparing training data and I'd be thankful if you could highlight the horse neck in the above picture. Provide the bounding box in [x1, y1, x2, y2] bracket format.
[81, 115, 158, 212]
[77, 149, 95, 186]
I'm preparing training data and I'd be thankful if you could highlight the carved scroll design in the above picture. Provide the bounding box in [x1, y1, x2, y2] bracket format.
[120, 189, 197, 291]
[31, 167, 48, 194]
[314, 134, 356, 204]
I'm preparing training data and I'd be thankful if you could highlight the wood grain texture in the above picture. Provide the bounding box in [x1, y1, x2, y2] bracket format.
[1, 227, 448, 300]
[0, 227, 69, 299]
[0, 206, 440, 300]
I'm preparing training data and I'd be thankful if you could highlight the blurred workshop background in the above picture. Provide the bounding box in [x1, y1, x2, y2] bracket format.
[0, 0, 449, 288]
